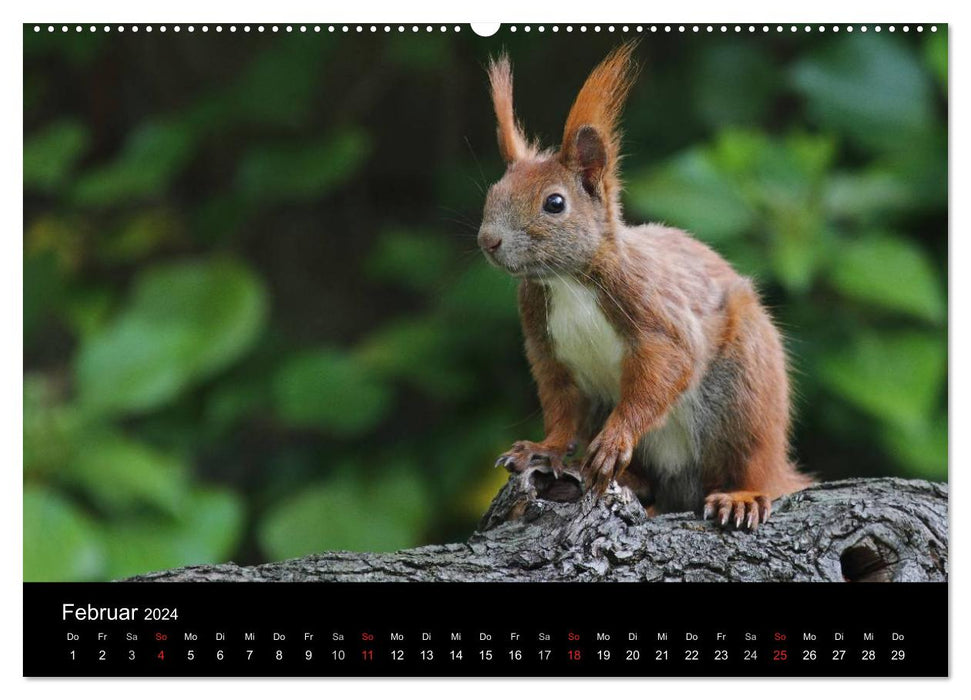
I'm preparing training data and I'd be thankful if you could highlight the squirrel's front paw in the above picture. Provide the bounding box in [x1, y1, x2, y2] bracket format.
[495, 440, 573, 474]
[584, 428, 635, 495]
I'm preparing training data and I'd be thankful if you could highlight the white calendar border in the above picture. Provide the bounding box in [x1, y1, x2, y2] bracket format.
[3, 0, 962, 696]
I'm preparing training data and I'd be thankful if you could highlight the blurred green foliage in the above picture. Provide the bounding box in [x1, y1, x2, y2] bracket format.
[23, 28, 947, 581]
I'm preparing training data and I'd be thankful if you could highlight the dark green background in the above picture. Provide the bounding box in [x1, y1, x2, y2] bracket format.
[24, 25, 948, 581]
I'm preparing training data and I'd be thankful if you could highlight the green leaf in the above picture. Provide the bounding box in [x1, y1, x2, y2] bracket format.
[24, 374, 80, 477]
[828, 234, 945, 322]
[24, 486, 105, 581]
[768, 219, 825, 293]
[72, 121, 196, 207]
[824, 170, 919, 221]
[357, 318, 472, 399]
[706, 129, 771, 177]
[181, 488, 246, 564]
[709, 130, 834, 206]
[626, 150, 755, 241]
[61, 285, 116, 339]
[273, 348, 393, 435]
[817, 330, 946, 431]
[25, 214, 86, 272]
[791, 35, 936, 153]
[236, 129, 372, 202]
[924, 31, 948, 91]
[98, 209, 183, 263]
[76, 258, 268, 415]
[68, 433, 189, 516]
[258, 469, 429, 558]
[364, 229, 455, 292]
[784, 132, 839, 181]
[102, 487, 245, 579]
[880, 414, 947, 480]
[23, 120, 90, 192]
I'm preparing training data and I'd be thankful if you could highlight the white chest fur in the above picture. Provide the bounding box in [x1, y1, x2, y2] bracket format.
[544, 277, 699, 473]
[545, 278, 625, 403]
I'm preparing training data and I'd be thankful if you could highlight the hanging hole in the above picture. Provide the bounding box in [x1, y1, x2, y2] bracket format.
[471, 23, 500, 37]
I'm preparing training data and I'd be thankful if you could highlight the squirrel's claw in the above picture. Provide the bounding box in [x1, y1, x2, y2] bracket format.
[583, 429, 634, 496]
[746, 507, 759, 531]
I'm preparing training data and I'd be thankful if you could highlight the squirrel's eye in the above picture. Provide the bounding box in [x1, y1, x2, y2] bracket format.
[543, 193, 566, 214]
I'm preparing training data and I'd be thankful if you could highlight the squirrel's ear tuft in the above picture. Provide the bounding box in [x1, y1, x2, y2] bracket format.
[560, 41, 640, 204]
[488, 53, 529, 164]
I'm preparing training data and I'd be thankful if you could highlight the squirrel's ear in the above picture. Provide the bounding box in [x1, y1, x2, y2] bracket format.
[570, 126, 608, 196]
[560, 41, 639, 202]
[487, 53, 528, 164]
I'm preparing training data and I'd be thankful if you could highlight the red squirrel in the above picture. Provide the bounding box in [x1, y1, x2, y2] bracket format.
[477, 42, 812, 530]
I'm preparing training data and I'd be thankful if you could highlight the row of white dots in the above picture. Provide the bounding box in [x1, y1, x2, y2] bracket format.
[508, 24, 938, 33]
[32, 24, 940, 34]
[33, 25, 464, 33]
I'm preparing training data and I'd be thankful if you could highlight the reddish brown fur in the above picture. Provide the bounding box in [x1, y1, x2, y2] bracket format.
[487, 54, 533, 164]
[560, 41, 640, 221]
[480, 45, 811, 530]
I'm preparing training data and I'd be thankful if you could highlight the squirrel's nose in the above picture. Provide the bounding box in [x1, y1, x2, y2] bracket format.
[478, 228, 503, 253]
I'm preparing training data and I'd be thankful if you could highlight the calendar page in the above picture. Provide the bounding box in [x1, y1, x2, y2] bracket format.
[22, 19, 948, 678]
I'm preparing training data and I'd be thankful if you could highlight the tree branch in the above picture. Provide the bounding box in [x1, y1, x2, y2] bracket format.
[130, 473, 948, 583]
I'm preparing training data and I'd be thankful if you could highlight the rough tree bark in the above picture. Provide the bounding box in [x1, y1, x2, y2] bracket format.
[131, 472, 947, 584]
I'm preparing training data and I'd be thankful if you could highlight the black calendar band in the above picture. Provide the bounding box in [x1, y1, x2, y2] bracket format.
[24, 581, 947, 677]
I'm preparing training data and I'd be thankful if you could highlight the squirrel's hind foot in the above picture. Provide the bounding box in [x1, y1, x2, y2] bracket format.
[703, 491, 771, 531]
